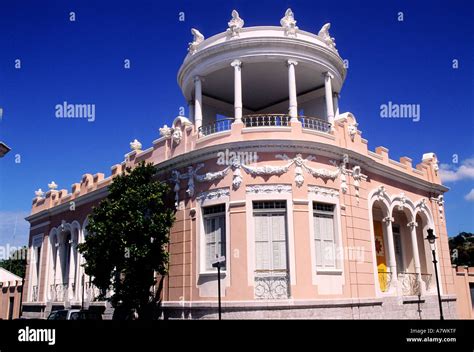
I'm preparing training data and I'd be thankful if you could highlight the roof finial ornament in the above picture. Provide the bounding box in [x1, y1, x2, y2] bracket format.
[280, 8, 298, 37]
[188, 28, 204, 55]
[227, 10, 244, 38]
[48, 181, 58, 190]
[35, 188, 45, 198]
[130, 139, 142, 152]
[318, 23, 337, 51]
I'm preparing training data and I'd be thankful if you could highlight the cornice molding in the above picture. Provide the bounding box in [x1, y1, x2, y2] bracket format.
[154, 139, 448, 194]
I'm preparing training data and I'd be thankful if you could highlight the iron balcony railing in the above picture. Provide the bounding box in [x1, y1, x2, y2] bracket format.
[32, 285, 39, 302]
[398, 272, 433, 296]
[254, 269, 290, 300]
[198, 118, 233, 136]
[198, 114, 332, 137]
[50, 283, 69, 302]
[298, 115, 332, 132]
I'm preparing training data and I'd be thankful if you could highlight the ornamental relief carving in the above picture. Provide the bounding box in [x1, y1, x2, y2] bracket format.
[197, 188, 230, 203]
[169, 154, 367, 207]
[431, 195, 444, 222]
[246, 184, 292, 194]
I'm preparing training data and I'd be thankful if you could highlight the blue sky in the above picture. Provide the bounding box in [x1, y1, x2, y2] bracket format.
[0, 0, 473, 249]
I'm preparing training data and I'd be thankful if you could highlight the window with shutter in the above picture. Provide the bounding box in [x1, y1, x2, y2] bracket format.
[253, 201, 288, 272]
[313, 202, 337, 269]
[203, 204, 226, 271]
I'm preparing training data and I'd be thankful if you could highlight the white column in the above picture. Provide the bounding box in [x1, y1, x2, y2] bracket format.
[383, 216, 398, 280]
[231, 59, 243, 123]
[188, 101, 194, 123]
[287, 59, 298, 122]
[408, 221, 423, 294]
[333, 92, 340, 117]
[194, 76, 203, 132]
[324, 72, 335, 125]
[408, 221, 421, 275]
[68, 242, 76, 301]
[52, 244, 60, 300]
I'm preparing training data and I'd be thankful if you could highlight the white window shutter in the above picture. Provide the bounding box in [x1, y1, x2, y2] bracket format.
[255, 216, 270, 270]
[272, 215, 287, 270]
[314, 216, 323, 267]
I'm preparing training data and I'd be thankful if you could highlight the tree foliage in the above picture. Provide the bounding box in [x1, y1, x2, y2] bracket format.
[78, 162, 175, 319]
[0, 247, 27, 279]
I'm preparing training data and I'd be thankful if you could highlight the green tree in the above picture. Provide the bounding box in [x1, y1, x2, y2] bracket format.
[78, 162, 175, 320]
[0, 246, 27, 279]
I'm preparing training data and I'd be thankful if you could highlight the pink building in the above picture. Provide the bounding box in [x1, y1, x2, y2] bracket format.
[22, 10, 458, 319]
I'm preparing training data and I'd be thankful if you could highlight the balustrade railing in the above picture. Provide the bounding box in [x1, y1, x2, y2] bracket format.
[298, 116, 332, 132]
[198, 118, 233, 136]
[198, 114, 332, 137]
[242, 114, 290, 128]
[254, 269, 290, 299]
[378, 271, 433, 296]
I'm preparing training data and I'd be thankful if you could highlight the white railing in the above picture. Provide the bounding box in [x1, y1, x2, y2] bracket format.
[398, 272, 433, 296]
[50, 283, 69, 302]
[243, 114, 291, 128]
[298, 116, 332, 132]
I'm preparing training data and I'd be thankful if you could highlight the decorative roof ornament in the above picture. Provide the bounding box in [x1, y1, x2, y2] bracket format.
[318, 23, 337, 52]
[422, 152, 439, 175]
[227, 10, 244, 38]
[48, 181, 58, 190]
[348, 122, 358, 141]
[130, 139, 142, 151]
[34, 188, 45, 198]
[280, 8, 298, 37]
[159, 125, 172, 138]
[172, 128, 183, 145]
[188, 28, 204, 55]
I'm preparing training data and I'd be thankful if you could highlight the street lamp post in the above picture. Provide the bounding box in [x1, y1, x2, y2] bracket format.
[211, 256, 226, 320]
[81, 273, 85, 310]
[425, 229, 444, 320]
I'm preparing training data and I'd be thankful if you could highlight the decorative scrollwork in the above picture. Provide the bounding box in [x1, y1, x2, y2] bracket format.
[254, 270, 289, 299]
[398, 272, 423, 296]
[241, 163, 290, 176]
[196, 188, 230, 203]
[32, 285, 39, 302]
